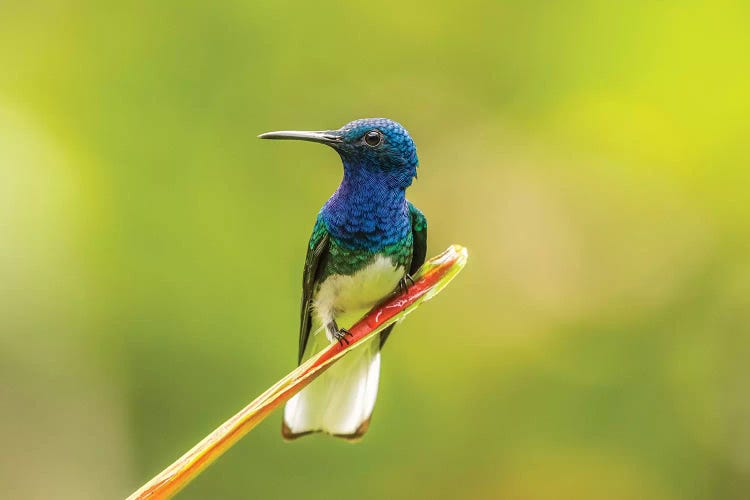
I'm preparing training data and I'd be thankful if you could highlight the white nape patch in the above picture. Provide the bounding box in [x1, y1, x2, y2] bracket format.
[313, 255, 403, 341]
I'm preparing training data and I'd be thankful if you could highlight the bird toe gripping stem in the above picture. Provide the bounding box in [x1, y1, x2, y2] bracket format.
[398, 274, 415, 295]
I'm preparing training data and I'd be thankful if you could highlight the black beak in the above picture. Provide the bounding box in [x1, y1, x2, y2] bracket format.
[257, 130, 342, 145]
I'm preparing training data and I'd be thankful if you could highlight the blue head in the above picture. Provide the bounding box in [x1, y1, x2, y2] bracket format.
[259, 118, 418, 190]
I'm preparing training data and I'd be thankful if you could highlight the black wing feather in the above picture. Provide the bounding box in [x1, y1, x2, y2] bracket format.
[298, 231, 329, 363]
[409, 204, 428, 277]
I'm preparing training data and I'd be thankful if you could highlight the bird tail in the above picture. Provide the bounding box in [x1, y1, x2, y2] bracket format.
[282, 333, 381, 441]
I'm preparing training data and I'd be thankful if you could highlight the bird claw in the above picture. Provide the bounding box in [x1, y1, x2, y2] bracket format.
[333, 328, 353, 346]
[398, 274, 415, 295]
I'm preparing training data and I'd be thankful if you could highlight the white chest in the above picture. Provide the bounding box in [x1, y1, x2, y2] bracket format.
[313, 255, 403, 328]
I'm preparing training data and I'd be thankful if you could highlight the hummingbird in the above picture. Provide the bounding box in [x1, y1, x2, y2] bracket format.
[259, 118, 427, 440]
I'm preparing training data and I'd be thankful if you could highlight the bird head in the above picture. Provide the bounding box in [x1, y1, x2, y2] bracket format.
[259, 118, 418, 189]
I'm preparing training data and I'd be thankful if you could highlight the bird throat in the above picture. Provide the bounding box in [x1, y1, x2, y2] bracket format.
[321, 164, 410, 253]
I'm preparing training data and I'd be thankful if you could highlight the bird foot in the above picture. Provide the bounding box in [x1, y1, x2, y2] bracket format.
[333, 328, 353, 346]
[398, 274, 415, 295]
[328, 320, 353, 346]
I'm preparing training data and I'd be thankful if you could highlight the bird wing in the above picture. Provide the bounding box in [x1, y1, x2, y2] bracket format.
[408, 201, 428, 276]
[380, 202, 428, 348]
[298, 217, 330, 363]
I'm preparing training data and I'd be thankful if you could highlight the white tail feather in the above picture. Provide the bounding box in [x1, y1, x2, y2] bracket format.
[283, 334, 381, 439]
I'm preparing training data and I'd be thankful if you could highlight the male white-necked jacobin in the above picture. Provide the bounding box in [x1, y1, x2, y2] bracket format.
[259, 118, 427, 440]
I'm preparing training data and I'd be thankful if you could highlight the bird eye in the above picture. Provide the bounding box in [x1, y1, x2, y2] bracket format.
[364, 130, 383, 147]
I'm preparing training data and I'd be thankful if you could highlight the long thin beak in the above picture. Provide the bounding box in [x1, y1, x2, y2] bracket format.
[257, 130, 342, 145]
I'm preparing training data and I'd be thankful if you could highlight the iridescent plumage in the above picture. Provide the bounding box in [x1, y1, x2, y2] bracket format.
[259, 118, 427, 440]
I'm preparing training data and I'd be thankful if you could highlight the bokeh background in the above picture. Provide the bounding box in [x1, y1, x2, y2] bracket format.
[1, 1, 749, 499]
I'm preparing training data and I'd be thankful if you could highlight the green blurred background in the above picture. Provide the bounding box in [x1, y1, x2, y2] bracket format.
[1, 1, 748, 498]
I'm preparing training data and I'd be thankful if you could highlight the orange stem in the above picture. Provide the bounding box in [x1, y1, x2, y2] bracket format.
[127, 244, 468, 500]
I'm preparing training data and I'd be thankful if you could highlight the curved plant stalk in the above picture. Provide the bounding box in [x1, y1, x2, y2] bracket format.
[127, 244, 468, 500]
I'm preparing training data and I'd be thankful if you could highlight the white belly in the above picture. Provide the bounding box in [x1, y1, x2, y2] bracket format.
[313, 255, 403, 340]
